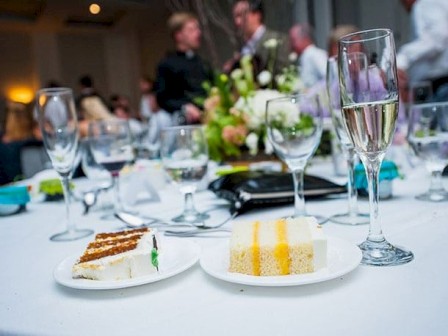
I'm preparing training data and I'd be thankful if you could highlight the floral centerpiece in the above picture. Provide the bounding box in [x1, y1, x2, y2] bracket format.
[203, 39, 303, 162]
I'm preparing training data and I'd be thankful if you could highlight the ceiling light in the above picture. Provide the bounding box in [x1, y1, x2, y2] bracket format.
[89, 3, 101, 15]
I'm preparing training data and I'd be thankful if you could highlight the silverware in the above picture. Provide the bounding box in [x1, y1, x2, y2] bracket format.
[163, 227, 231, 237]
[114, 212, 192, 229]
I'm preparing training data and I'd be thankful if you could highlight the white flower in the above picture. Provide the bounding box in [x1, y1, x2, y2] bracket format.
[288, 52, 298, 62]
[230, 68, 243, 81]
[257, 70, 272, 86]
[264, 38, 279, 49]
[264, 136, 274, 155]
[245, 132, 259, 155]
[275, 74, 286, 87]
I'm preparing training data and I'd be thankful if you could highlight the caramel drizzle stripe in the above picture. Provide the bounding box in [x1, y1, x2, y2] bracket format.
[87, 234, 144, 249]
[95, 228, 149, 240]
[78, 241, 139, 263]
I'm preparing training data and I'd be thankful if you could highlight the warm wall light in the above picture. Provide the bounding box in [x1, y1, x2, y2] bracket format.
[89, 3, 101, 15]
[7, 87, 34, 104]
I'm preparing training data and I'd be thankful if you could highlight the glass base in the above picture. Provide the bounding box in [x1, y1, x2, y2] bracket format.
[50, 228, 94, 242]
[416, 190, 448, 202]
[359, 239, 414, 266]
[172, 211, 210, 224]
[329, 212, 369, 225]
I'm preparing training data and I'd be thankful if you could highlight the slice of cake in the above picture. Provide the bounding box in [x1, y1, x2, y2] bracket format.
[72, 227, 160, 281]
[229, 217, 327, 276]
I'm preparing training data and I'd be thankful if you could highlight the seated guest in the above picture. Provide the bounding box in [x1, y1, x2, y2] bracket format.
[327, 25, 358, 57]
[154, 12, 213, 125]
[0, 102, 39, 185]
[289, 23, 328, 88]
[76, 75, 112, 121]
[225, 0, 289, 76]
[397, 0, 448, 102]
[110, 94, 143, 137]
[139, 76, 154, 122]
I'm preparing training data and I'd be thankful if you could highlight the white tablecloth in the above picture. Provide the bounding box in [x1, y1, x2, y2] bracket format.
[1, 162, 447, 336]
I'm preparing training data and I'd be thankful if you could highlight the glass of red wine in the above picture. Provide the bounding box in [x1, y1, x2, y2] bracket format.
[88, 119, 135, 217]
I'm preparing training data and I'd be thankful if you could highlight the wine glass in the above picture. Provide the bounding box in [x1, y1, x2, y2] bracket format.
[265, 94, 324, 222]
[326, 55, 369, 225]
[160, 125, 209, 223]
[36, 87, 93, 241]
[88, 120, 135, 215]
[338, 28, 414, 265]
[408, 102, 448, 201]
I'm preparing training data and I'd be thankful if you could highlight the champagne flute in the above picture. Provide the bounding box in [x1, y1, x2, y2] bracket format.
[88, 120, 135, 216]
[338, 28, 413, 265]
[36, 88, 93, 241]
[408, 102, 448, 201]
[265, 94, 324, 222]
[161, 125, 209, 224]
[326, 55, 369, 225]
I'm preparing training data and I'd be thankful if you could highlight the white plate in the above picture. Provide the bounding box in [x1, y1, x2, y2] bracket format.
[200, 236, 362, 286]
[54, 239, 200, 290]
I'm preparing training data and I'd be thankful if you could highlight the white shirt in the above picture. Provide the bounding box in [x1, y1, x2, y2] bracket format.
[241, 25, 266, 56]
[397, 0, 448, 83]
[299, 44, 328, 88]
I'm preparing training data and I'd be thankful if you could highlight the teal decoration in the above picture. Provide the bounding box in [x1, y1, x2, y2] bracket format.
[354, 160, 400, 190]
[0, 186, 30, 205]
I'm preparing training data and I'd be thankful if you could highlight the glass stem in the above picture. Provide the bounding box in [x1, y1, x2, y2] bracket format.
[60, 174, 74, 233]
[364, 155, 385, 243]
[183, 192, 197, 216]
[291, 168, 306, 217]
[112, 173, 123, 213]
[429, 170, 445, 193]
[345, 148, 359, 219]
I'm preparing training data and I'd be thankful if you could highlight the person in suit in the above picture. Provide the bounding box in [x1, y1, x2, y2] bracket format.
[224, 0, 289, 76]
[154, 12, 213, 125]
[289, 23, 328, 89]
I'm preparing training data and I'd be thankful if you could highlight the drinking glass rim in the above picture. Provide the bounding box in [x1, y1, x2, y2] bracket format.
[161, 125, 205, 133]
[266, 93, 311, 105]
[339, 28, 392, 44]
[410, 101, 448, 110]
[37, 87, 73, 96]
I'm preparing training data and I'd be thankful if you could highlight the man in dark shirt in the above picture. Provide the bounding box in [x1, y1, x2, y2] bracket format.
[154, 12, 212, 124]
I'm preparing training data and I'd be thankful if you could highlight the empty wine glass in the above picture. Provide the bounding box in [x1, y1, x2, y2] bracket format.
[339, 28, 413, 265]
[326, 55, 369, 225]
[36, 87, 93, 241]
[266, 94, 324, 222]
[160, 125, 209, 224]
[88, 120, 135, 215]
[408, 102, 448, 201]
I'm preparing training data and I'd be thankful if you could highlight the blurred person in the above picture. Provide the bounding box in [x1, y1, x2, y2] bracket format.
[139, 77, 154, 122]
[289, 23, 328, 88]
[225, 0, 289, 75]
[154, 12, 212, 125]
[76, 75, 113, 121]
[110, 94, 143, 137]
[398, 0, 448, 101]
[0, 102, 39, 185]
[327, 25, 358, 57]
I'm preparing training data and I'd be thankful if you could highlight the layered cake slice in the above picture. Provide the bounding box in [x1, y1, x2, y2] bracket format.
[229, 217, 327, 276]
[72, 227, 160, 281]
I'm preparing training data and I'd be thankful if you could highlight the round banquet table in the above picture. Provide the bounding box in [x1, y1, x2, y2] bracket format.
[1, 160, 447, 336]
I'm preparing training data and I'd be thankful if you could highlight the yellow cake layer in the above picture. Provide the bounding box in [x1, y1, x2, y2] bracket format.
[229, 217, 326, 276]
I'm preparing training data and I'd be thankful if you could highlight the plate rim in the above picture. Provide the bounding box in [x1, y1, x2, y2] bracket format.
[54, 239, 201, 290]
[199, 236, 362, 287]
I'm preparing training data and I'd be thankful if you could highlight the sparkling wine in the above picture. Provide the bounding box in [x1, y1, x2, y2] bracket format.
[342, 99, 398, 154]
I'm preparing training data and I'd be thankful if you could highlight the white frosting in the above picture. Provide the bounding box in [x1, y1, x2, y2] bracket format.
[72, 231, 159, 281]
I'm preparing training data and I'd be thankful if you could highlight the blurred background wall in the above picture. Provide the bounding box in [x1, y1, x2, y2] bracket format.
[0, 0, 410, 110]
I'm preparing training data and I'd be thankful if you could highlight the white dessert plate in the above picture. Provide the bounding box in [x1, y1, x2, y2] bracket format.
[200, 236, 361, 286]
[54, 239, 200, 290]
